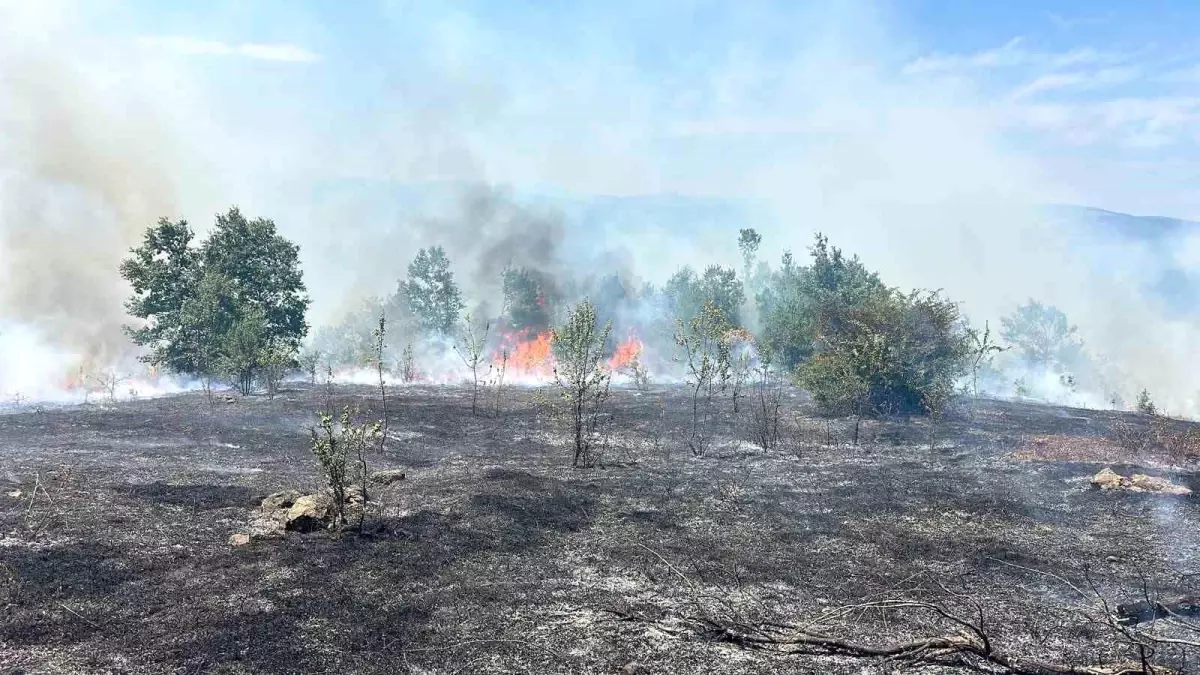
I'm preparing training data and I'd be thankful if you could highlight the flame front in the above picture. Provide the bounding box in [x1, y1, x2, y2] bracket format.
[496, 329, 555, 377]
[608, 333, 643, 371]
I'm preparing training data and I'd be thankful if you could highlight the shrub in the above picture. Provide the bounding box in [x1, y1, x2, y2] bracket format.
[755, 234, 888, 372]
[798, 287, 971, 418]
[551, 299, 612, 468]
[675, 300, 733, 456]
[1136, 389, 1157, 415]
[664, 264, 745, 328]
[310, 407, 380, 531]
[746, 353, 785, 450]
[454, 313, 491, 416]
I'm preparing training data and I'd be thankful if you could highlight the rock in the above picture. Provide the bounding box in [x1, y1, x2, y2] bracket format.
[229, 533, 251, 547]
[5, 490, 21, 499]
[1106, 555, 1120, 564]
[620, 663, 649, 675]
[249, 514, 287, 538]
[345, 484, 366, 505]
[369, 469, 407, 486]
[1092, 467, 1124, 490]
[261, 489, 302, 514]
[1091, 467, 1192, 496]
[285, 493, 335, 532]
[1130, 473, 1192, 496]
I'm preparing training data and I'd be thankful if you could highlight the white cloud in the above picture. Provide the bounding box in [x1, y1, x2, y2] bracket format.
[902, 39, 1122, 77]
[1010, 66, 1140, 99]
[902, 37, 1028, 75]
[137, 36, 320, 63]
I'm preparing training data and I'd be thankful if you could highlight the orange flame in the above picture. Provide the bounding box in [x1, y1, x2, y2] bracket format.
[607, 333, 644, 371]
[496, 329, 555, 377]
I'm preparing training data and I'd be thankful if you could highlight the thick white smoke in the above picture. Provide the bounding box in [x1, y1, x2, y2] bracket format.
[1, 1, 1197, 414]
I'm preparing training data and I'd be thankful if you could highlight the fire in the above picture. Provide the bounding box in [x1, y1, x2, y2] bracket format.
[496, 328, 555, 377]
[608, 333, 643, 371]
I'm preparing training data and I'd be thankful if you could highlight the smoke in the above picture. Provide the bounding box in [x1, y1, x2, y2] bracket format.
[2, 1, 1198, 414]
[0, 1, 199, 391]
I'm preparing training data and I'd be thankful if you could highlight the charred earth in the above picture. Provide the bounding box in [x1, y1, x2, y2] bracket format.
[2, 385, 1200, 673]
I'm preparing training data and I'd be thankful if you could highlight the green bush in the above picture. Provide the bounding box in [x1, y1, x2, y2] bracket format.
[550, 299, 612, 467]
[798, 287, 970, 416]
[754, 233, 970, 417]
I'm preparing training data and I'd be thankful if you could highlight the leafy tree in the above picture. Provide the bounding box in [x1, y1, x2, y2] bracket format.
[453, 313, 491, 416]
[502, 266, 553, 330]
[798, 287, 971, 417]
[738, 227, 764, 299]
[120, 218, 202, 372]
[120, 207, 310, 385]
[201, 207, 310, 353]
[219, 309, 269, 395]
[551, 299, 612, 468]
[998, 301, 1083, 371]
[400, 246, 464, 336]
[966, 320, 1007, 397]
[663, 264, 744, 328]
[178, 270, 239, 399]
[1136, 389, 1157, 415]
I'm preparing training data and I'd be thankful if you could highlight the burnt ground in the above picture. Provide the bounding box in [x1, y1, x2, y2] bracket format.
[2, 383, 1200, 674]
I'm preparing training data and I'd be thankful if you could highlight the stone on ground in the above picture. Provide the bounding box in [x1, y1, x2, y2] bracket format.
[369, 469, 407, 485]
[1091, 467, 1192, 496]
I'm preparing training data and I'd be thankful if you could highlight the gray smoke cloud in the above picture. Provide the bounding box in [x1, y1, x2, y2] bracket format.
[2, 1, 1199, 415]
[0, 4, 191, 394]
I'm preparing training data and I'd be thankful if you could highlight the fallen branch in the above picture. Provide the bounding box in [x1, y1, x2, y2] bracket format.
[601, 600, 1180, 675]
[1116, 597, 1200, 627]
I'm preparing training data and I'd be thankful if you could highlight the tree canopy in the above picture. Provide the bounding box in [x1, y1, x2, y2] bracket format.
[400, 246, 464, 336]
[120, 207, 310, 389]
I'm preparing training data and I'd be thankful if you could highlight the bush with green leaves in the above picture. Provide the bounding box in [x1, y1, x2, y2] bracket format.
[502, 266, 555, 331]
[675, 300, 733, 456]
[310, 407, 381, 531]
[454, 313, 491, 416]
[1137, 389, 1158, 415]
[797, 285, 971, 418]
[755, 234, 889, 372]
[551, 299, 613, 468]
[999, 300, 1083, 370]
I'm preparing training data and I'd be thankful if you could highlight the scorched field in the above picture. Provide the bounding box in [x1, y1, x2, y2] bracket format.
[2, 384, 1200, 674]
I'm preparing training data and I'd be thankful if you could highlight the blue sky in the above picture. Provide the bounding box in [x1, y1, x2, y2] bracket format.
[38, 0, 1191, 220]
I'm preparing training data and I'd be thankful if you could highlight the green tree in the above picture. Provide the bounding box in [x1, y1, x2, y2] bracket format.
[219, 309, 269, 395]
[664, 264, 744, 328]
[502, 266, 553, 330]
[119, 218, 202, 372]
[178, 270, 239, 398]
[798, 287, 971, 417]
[998, 300, 1083, 370]
[120, 207, 310, 381]
[201, 207, 310, 353]
[675, 300, 733, 456]
[756, 233, 889, 371]
[738, 228, 762, 292]
[400, 246, 464, 336]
